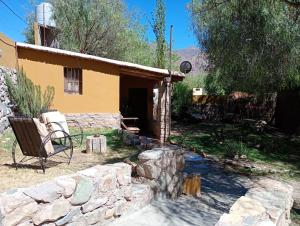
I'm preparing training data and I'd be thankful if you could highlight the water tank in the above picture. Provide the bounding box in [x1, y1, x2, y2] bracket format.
[35, 2, 56, 27]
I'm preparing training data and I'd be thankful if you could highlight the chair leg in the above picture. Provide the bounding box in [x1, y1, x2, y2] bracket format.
[12, 139, 18, 170]
[68, 146, 73, 165]
[39, 157, 45, 173]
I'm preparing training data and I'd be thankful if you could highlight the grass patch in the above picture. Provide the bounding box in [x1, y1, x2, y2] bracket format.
[170, 121, 300, 178]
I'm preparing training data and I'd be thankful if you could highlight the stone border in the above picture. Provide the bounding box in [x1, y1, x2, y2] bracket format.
[136, 145, 185, 199]
[215, 178, 294, 226]
[65, 113, 121, 129]
[0, 163, 133, 226]
[0, 66, 16, 133]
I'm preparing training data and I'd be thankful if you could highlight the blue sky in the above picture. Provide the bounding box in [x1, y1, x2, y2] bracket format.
[0, 0, 197, 49]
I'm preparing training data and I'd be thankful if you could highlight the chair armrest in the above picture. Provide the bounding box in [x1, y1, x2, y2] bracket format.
[43, 130, 73, 147]
[46, 121, 67, 133]
[67, 120, 83, 133]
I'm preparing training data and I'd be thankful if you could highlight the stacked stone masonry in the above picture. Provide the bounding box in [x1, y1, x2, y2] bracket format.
[0, 66, 16, 133]
[215, 178, 294, 226]
[0, 163, 149, 226]
[136, 145, 185, 199]
[65, 113, 121, 130]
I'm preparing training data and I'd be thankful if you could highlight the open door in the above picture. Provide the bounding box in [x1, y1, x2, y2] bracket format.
[127, 88, 148, 131]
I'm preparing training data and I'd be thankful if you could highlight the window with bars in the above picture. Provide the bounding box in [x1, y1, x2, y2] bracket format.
[64, 67, 82, 94]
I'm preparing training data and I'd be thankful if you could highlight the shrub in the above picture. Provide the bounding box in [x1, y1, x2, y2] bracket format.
[172, 73, 206, 117]
[224, 141, 248, 159]
[5, 69, 55, 118]
[172, 82, 192, 117]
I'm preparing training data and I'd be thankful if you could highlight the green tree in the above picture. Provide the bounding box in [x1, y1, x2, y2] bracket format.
[191, 0, 300, 95]
[153, 0, 167, 69]
[23, 13, 35, 44]
[24, 0, 156, 66]
[5, 70, 55, 118]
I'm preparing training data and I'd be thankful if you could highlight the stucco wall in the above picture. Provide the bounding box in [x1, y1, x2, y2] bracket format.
[0, 33, 17, 69]
[17, 48, 120, 114]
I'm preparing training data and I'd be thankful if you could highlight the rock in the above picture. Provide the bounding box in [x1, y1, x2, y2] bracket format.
[23, 181, 63, 203]
[216, 178, 294, 226]
[136, 165, 145, 178]
[230, 196, 267, 219]
[113, 163, 131, 186]
[55, 207, 81, 226]
[3, 202, 39, 226]
[78, 167, 100, 179]
[0, 189, 35, 215]
[81, 197, 108, 213]
[254, 220, 276, 226]
[240, 155, 247, 160]
[84, 207, 107, 225]
[215, 213, 244, 226]
[105, 207, 115, 220]
[123, 185, 132, 201]
[17, 221, 34, 226]
[123, 158, 137, 174]
[66, 212, 88, 226]
[114, 199, 127, 217]
[142, 161, 161, 179]
[99, 171, 117, 192]
[32, 197, 71, 225]
[70, 176, 94, 205]
[55, 176, 77, 198]
[130, 184, 153, 211]
[138, 149, 163, 161]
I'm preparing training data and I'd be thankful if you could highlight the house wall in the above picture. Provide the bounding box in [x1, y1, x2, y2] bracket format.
[0, 33, 17, 69]
[17, 47, 120, 114]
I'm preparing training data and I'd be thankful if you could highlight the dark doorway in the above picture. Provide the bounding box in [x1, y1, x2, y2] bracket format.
[127, 88, 148, 131]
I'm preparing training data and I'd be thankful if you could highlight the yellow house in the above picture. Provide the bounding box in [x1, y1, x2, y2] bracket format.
[0, 33, 184, 141]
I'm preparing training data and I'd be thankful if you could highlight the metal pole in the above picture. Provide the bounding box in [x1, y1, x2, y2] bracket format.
[165, 25, 173, 141]
[169, 25, 173, 73]
[43, 4, 46, 46]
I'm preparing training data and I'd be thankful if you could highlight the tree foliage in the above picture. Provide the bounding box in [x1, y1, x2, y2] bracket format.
[153, 0, 167, 69]
[5, 70, 55, 118]
[24, 0, 156, 66]
[191, 0, 300, 95]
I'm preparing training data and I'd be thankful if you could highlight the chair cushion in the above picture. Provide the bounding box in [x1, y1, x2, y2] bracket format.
[42, 111, 70, 138]
[33, 118, 54, 155]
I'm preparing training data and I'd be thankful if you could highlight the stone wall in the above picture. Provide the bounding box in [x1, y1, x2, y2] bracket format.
[0, 66, 16, 133]
[0, 163, 137, 226]
[136, 145, 185, 199]
[215, 178, 294, 226]
[153, 78, 171, 142]
[65, 113, 121, 130]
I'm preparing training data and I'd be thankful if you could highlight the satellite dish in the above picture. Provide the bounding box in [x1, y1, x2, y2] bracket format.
[180, 61, 192, 74]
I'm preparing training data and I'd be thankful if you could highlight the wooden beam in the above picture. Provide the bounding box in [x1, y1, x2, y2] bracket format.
[120, 68, 163, 80]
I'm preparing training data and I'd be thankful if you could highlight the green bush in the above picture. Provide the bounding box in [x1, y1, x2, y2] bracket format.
[172, 74, 206, 117]
[5, 69, 55, 118]
[224, 141, 248, 159]
[172, 82, 191, 117]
